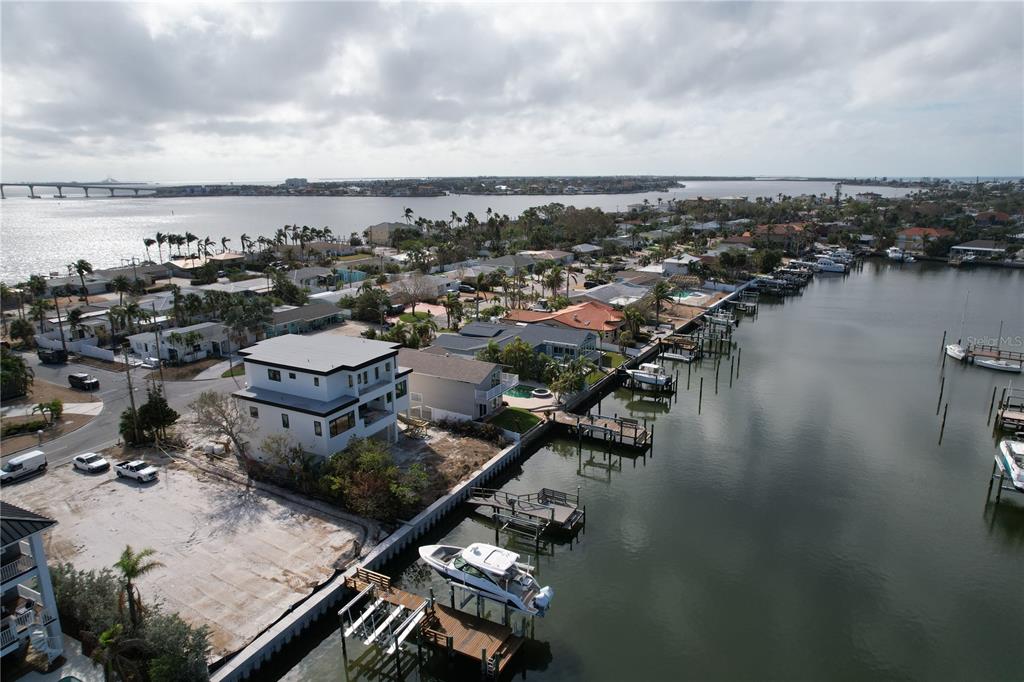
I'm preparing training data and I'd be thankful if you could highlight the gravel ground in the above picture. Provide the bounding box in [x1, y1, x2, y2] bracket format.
[2, 449, 364, 657]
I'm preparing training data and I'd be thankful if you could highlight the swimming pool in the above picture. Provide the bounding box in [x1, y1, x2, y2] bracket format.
[505, 384, 537, 398]
[670, 289, 703, 303]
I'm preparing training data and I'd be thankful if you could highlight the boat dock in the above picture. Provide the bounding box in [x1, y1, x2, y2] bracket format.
[995, 387, 1024, 431]
[340, 568, 524, 679]
[467, 487, 585, 533]
[548, 410, 652, 450]
[964, 344, 1024, 366]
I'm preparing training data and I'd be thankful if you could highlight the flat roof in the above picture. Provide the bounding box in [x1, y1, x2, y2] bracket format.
[232, 386, 358, 417]
[239, 334, 400, 374]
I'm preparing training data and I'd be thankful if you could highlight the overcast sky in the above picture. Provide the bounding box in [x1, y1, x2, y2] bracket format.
[2, 2, 1021, 182]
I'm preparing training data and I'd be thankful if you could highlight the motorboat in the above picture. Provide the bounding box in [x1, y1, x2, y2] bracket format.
[886, 246, 907, 261]
[815, 256, 848, 273]
[945, 344, 966, 361]
[996, 439, 1024, 491]
[662, 350, 696, 363]
[418, 543, 554, 615]
[975, 357, 1023, 373]
[624, 362, 672, 386]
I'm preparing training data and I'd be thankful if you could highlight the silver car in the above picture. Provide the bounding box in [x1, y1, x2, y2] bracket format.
[72, 452, 110, 473]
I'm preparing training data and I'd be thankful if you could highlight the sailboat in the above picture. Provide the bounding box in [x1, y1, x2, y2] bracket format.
[945, 291, 969, 361]
[975, 320, 1022, 373]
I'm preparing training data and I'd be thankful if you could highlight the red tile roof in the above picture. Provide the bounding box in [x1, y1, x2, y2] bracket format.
[896, 227, 954, 238]
[504, 301, 624, 332]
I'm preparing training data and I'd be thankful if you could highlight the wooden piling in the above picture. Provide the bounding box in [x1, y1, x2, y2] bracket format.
[936, 376, 945, 415]
[938, 402, 949, 445]
[987, 385, 998, 425]
[699, 377, 704, 413]
[940, 329, 947, 352]
[737, 347, 741, 376]
[730, 356, 735, 387]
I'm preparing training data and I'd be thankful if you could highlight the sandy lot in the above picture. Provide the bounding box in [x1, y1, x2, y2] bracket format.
[2, 450, 364, 657]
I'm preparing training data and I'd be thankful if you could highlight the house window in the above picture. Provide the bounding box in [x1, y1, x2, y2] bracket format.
[329, 412, 356, 437]
[395, 380, 407, 398]
[314, 377, 320, 387]
[314, 421, 322, 436]
[385, 362, 391, 372]
[281, 414, 290, 428]
[363, 371, 369, 384]
[249, 406, 259, 418]
[268, 369, 281, 382]
[289, 372, 296, 379]
[348, 375, 354, 388]
[386, 392, 392, 403]
[375, 367, 380, 380]
[479, 404, 487, 418]
[192, 344, 201, 353]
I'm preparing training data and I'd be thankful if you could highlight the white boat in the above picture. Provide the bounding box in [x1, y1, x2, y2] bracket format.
[975, 357, 1023, 373]
[903, 254, 916, 263]
[996, 439, 1024, 492]
[663, 350, 696, 363]
[418, 543, 554, 615]
[624, 362, 672, 386]
[815, 256, 847, 273]
[945, 344, 966, 361]
[886, 246, 908, 262]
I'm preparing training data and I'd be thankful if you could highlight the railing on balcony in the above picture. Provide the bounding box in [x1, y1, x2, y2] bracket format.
[476, 372, 519, 402]
[0, 554, 36, 584]
[1, 627, 16, 649]
[359, 377, 394, 396]
[359, 407, 390, 427]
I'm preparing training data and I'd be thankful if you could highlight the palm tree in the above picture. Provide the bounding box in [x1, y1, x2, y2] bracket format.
[111, 274, 132, 305]
[66, 308, 85, 340]
[29, 299, 53, 334]
[87, 623, 147, 682]
[403, 207, 414, 225]
[185, 232, 198, 257]
[203, 236, 215, 258]
[221, 236, 231, 253]
[114, 545, 163, 630]
[169, 284, 183, 325]
[74, 259, 94, 303]
[650, 280, 673, 324]
[142, 237, 156, 262]
[544, 266, 565, 300]
[155, 232, 167, 262]
[120, 302, 151, 335]
[182, 293, 204, 325]
[622, 304, 644, 336]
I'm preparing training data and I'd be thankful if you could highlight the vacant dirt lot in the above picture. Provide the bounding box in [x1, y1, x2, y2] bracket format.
[393, 427, 502, 501]
[2, 448, 365, 657]
[5, 378, 101, 407]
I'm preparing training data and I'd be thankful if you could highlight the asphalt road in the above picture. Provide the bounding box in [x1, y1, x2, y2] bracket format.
[3, 351, 241, 466]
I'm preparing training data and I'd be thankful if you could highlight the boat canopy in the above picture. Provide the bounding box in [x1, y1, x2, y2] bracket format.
[464, 543, 518, 575]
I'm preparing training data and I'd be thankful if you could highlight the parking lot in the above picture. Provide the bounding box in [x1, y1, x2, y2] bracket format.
[2, 448, 365, 657]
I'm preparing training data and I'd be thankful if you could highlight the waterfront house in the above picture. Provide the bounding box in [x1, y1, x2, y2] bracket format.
[430, 322, 599, 363]
[264, 302, 344, 338]
[365, 221, 412, 246]
[398, 348, 517, 421]
[44, 272, 110, 297]
[517, 249, 574, 265]
[164, 252, 246, 278]
[662, 254, 702, 276]
[1, 502, 63, 665]
[752, 223, 811, 252]
[950, 240, 1009, 259]
[503, 301, 624, 339]
[128, 321, 231, 363]
[974, 210, 1011, 226]
[480, 254, 538, 273]
[570, 282, 650, 307]
[232, 335, 411, 459]
[287, 266, 335, 294]
[895, 227, 955, 254]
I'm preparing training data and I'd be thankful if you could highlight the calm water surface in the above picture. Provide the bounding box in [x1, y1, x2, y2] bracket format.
[0, 181, 907, 281]
[275, 262, 1022, 681]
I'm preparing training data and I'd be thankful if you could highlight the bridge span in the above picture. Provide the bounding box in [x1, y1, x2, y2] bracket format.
[0, 182, 160, 199]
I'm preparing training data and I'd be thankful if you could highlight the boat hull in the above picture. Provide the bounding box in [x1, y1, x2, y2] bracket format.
[625, 370, 671, 386]
[975, 358, 1023, 373]
[997, 440, 1024, 491]
[945, 344, 966, 361]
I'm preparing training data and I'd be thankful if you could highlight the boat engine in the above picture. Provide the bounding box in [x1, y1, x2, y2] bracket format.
[533, 585, 555, 613]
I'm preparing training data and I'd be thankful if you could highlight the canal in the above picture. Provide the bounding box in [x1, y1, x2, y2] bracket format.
[276, 261, 1023, 681]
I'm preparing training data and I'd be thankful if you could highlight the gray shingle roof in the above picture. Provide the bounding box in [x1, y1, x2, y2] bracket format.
[270, 302, 340, 325]
[398, 348, 497, 385]
[432, 322, 595, 356]
[1, 501, 56, 547]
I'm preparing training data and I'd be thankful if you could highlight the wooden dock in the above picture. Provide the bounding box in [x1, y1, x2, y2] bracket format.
[996, 387, 1024, 431]
[549, 410, 651, 449]
[965, 343, 1024, 365]
[467, 487, 585, 532]
[342, 568, 524, 678]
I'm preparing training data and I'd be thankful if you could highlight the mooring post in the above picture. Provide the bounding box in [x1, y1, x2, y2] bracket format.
[987, 385, 998, 425]
[494, 514, 499, 544]
[450, 583, 456, 610]
[687, 362, 691, 389]
[394, 642, 402, 677]
[940, 329, 947, 353]
[936, 376, 945, 415]
[730, 356, 735, 387]
[481, 647, 488, 679]
[699, 377, 704, 413]
[938, 402, 949, 445]
[987, 460, 997, 498]
[340, 613, 349, 664]
[996, 472, 1005, 503]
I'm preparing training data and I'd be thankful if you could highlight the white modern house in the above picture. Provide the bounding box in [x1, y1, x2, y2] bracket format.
[662, 254, 702, 276]
[233, 334, 411, 460]
[1, 502, 63, 666]
[398, 349, 517, 421]
[128, 321, 231, 363]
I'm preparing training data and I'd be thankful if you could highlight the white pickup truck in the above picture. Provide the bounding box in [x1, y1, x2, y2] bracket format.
[114, 460, 159, 482]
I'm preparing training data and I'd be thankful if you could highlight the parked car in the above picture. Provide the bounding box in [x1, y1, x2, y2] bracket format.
[388, 303, 406, 315]
[458, 284, 476, 293]
[114, 460, 159, 482]
[68, 372, 100, 391]
[583, 280, 598, 289]
[140, 357, 162, 369]
[37, 349, 68, 364]
[0, 450, 47, 484]
[72, 452, 110, 473]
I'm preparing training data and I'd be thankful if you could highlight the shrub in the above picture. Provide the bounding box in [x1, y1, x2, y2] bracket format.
[2, 418, 49, 438]
[435, 418, 507, 444]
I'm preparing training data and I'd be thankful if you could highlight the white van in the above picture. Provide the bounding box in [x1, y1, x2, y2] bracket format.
[0, 450, 47, 483]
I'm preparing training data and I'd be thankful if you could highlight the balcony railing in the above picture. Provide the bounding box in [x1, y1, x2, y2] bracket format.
[1, 554, 36, 584]
[476, 372, 519, 402]
[359, 377, 394, 396]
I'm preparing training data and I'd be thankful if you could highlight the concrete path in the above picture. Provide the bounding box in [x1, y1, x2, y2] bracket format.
[1, 402, 104, 417]
[193, 358, 239, 381]
[17, 634, 102, 682]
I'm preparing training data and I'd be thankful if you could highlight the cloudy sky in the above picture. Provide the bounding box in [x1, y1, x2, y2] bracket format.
[2, 2, 1021, 181]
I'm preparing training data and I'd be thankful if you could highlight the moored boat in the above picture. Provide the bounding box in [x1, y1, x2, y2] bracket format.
[945, 343, 966, 361]
[975, 357, 1023, 373]
[996, 439, 1024, 491]
[815, 256, 847, 273]
[662, 350, 696, 363]
[886, 246, 906, 261]
[418, 543, 554, 615]
[624, 362, 672, 386]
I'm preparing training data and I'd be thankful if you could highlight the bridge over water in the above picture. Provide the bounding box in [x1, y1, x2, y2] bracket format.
[0, 182, 162, 199]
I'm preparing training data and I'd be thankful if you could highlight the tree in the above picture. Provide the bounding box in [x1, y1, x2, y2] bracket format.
[29, 298, 53, 334]
[189, 390, 258, 458]
[392, 274, 436, 314]
[74, 259, 94, 303]
[88, 623, 147, 682]
[319, 437, 427, 521]
[544, 266, 565, 300]
[271, 271, 308, 306]
[0, 347, 33, 399]
[617, 330, 634, 352]
[476, 340, 502, 364]
[143, 237, 156, 262]
[650, 281, 673, 324]
[155, 232, 167, 262]
[622, 304, 645, 336]
[550, 356, 596, 402]
[111, 275, 133, 305]
[136, 386, 179, 442]
[141, 611, 210, 682]
[9, 317, 35, 348]
[114, 546, 163, 631]
[500, 337, 536, 379]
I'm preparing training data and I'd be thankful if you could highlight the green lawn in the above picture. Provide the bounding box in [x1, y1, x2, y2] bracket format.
[399, 311, 432, 323]
[335, 254, 369, 262]
[221, 365, 245, 378]
[602, 351, 626, 369]
[491, 407, 541, 434]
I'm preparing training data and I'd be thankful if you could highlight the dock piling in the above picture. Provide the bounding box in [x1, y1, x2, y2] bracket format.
[940, 329, 947, 353]
[699, 377, 704, 413]
[939, 402, 949, 445]
[987, 386, 998, 425]
[936, 376, 945, 415]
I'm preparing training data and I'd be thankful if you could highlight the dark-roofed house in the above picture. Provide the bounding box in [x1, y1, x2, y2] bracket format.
[398, 349, 517, 421]
[264, 302, 344, 338]
[1, 502, 63, 663]
[429, 322, 598, 362]
[480, 254, 538, 272]
[950, 240, 1009, 258]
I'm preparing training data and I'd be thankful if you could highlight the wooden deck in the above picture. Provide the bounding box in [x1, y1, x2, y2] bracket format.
[344, 569, 524, 675]
[550, 410, 651, 449]
[966, 344, 1024, 363]
[467, 487, 584, 531]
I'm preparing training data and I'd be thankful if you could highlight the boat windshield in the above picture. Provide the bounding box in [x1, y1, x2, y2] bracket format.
[453, 556, 496, 584]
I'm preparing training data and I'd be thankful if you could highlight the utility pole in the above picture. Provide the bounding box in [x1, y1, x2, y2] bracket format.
[52, 291, 68, 357]
[123, 343, 140, 440]
[151, 302, 165, 388]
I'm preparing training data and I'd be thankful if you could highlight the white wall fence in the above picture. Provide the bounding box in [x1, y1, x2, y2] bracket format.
[209, 421, 551, 682]
[33, 333, 119, 362]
